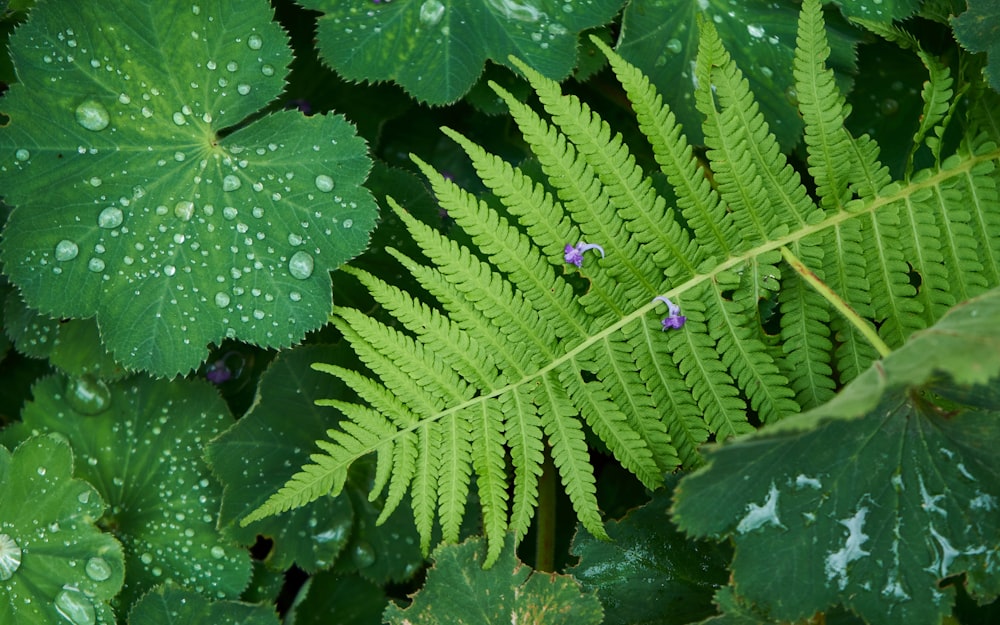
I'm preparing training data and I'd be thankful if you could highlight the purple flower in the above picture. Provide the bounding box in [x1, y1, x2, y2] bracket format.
[564, 242, 605, 267]
[653, 295, 686, 330]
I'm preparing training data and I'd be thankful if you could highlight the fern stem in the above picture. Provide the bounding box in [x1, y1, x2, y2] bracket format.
[780, 246, 892, 358]
[535, 452, 557, 572]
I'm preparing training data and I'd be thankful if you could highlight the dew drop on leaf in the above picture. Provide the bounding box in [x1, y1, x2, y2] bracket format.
[260, 64, 274, 77]
[351, 540, 376, 568]
[87, 257, 105, 272]
[210, 546, 226, 559]
[247, 34, 263, 50]
[0, 534, 22, 580]
[174, 200, 195, 221]
[65, 375, 112, 416]
[314, 174, 334, 192]
[288, 251, 314, 280]
[75, 99, 110, 132]
[237, 83, 251, 95]
[222, 175, 241, 191]
[14, 148, 30, 161]
[665, 38, 682, 53]
[84, 557, 112, 582]
[55, 239, 79, 261]
[54, 585, 96, 625]
[419, 0, 446, 26]
[214, 292, 231, 308]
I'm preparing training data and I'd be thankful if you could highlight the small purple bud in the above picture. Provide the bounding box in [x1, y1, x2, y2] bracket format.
[661, 315, 687, 330]
[564, 242, 605, 267]
[653, 295, 686, 330]
[206, 361, 232, 384]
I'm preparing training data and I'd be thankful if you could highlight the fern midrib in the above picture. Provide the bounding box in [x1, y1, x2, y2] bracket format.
[318, 145, 1000, 470]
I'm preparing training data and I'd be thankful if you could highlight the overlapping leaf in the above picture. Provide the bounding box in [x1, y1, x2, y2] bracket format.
[297, 0, 624, 104]
[383, 536, 603, 625]
[128, 583, 279, 625]
[672, 288, 1000, 625]
[616, 0, 860, 149]
[0, 435, 125, 625]
[568, 483, 731, 625]
[952, 0, 1000, 94]
[1, 375, 251, 613]
[0, 0, 378, 376]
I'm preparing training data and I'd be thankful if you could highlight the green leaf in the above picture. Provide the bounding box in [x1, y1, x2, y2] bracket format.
[568, 482, 731, 625]
[206, 345, 355, 573]
[1, 375, 251, 612]
[0, 0, 378, 376]
[127, 582, 279, 625]
[0, 435, 125, 625]
[4, 291, 126, 379]
[383, 535, 603, 625]
[615, 0, 860, 149]
[290, 572, 387, 625]
[672, 290, 1000, 625]
[835, 0, 920, 21]
[952, 0, 1000, 94]
[297, 0, 625, 105]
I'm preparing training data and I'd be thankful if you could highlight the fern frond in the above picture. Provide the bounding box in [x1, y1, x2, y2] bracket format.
[246, 0, 1000, 567]
[595, 37, 734, 261]
[794, 0, 854, 211]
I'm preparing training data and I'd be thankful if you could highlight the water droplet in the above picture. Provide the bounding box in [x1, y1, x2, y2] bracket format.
[260, 64, 275, 77]
[97, 206, 125, 229]
[314, 174, 334, 192]
[253, 309, 265, 320]
[77, 490, 91, 504]
[0, 534, 22, 581]
[289, 291, 301, 302]
[65, 375, 112, 416]
[210, 546, 226, 559]
[785, 86, 799, 106]
[87, 258, 105, 272]
[223, 206, 238, 220]
[215, 292, 230, 308]
[489, 0, 542, 22]
[15, 148, 30, 161]
[172, 111, 186, 125]
[247, 34, 263, 50]
[174, 200, 195, 221]
[288, 251, 314, 280]
[419, 0, 446, 26]
[760, 66, 773, 79]
[222, 175, 242, 191]
[84, 557, 112, 582]
[237, 83, 251, 96]
[351, 541, 376, 568]
[54, 586, 96, 625]
[164, 265, 176, 277]
[665, 38, 682, 54]
[288, 233, 303, 246]
[342, 219, 353, 228]
[747, 24, 765, 38]
[55, 240, 79, 261]
[880, 98, 899, 116]
[226, 60, 238, 72]
[75, 100, 110, 132]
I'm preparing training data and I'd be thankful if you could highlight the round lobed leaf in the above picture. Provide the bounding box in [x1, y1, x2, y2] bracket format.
[1, 375, 251, 614]
[0, 0, 378, 376]
[297, 0, 625, 105]
[127, 582, 279, 625]
[0, 435, 125, 625]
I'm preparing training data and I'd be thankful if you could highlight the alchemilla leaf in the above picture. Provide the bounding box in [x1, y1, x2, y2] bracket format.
[0, 0, 378, 376]
[383, 535, 603, 625]
[127, 582, 279, 625]
[1, 375, 251, 613]
[297, 0, 625, 105]
[672, 290, 1000, 625]
[0, 435, 125, 625]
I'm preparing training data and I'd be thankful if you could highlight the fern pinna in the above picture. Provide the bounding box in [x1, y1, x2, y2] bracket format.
[245, 0, 1000, 564]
